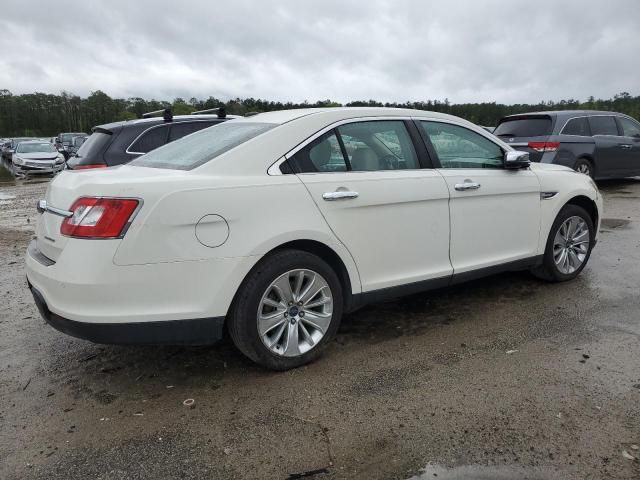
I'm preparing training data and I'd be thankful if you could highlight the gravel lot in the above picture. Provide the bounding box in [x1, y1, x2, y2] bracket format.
[1, 161, 639, 480]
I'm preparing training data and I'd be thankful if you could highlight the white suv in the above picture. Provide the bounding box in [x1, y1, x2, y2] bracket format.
[26, 108, 602, 370]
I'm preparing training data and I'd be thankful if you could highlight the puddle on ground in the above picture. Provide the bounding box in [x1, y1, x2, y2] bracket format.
[600, 218, 631, 229]
[407, 464, 559, 480]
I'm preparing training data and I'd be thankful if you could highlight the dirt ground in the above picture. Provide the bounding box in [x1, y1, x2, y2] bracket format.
[1, 162, 639, 480]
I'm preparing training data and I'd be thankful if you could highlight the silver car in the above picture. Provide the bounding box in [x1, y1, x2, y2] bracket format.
[12, 141, 66, 175]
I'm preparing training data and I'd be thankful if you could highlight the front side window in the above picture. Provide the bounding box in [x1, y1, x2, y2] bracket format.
[589, 116, 619, 136]
[561, 117, 590, 136]
[618, 117, 640, 138]
[130, 122, 276, 170]
[421, 121, 503, 169]
[129, 125, 170, 153]
[337, 121, 419, 171]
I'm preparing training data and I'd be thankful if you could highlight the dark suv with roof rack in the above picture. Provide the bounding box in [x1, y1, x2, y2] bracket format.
[494, 110, 640, 179]
[67, 109, 235, 170]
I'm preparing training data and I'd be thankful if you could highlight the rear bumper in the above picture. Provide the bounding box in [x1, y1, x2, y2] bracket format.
[28, 281, 225, 345]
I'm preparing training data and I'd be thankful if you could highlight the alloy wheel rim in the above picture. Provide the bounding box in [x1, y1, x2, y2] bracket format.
[553, 216, 589, 274]
[257, 269, 333, 357]
[576, 164, 590, 175]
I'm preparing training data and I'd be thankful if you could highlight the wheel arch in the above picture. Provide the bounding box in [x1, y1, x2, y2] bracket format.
[565, 194, 599, 228]
[228, 239, 360, 319]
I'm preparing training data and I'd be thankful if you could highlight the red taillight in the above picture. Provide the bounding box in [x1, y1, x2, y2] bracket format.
[74, 164, 108, 170]
[61, 197, 139, 238]
[528, 141, 560, 152]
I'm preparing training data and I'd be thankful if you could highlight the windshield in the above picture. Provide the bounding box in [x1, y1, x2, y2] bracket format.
[16, 143, 57, 154]
[60, 133, 84, 143]
[73, 137, 86, 147]
[494, 117, 552, 137]
[130, 122, 276, 170]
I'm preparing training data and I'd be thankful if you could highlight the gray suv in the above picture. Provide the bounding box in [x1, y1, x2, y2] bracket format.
[494, 110, 640, 179]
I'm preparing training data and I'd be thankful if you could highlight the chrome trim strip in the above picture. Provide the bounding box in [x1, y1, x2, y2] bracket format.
[267, 115, 504, 175]
[37, 200, 73, 218]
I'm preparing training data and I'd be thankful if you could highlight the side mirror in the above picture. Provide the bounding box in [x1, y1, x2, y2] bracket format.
[504, 150, 530, 169]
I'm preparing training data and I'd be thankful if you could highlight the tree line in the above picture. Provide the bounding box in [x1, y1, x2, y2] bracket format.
[0, 89, 638, 137]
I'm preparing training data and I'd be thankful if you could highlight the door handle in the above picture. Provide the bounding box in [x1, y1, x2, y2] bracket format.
[322, 191, 359, 201]
[620, 144, 632, 149]
[454, 182, 481, 191]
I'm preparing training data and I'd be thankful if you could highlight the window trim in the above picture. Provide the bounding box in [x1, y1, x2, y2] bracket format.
[416, 119, 506, 170]
[559, 115, 592, 137]
[125, 120, 217, 155]
[268, 116, 434, 175]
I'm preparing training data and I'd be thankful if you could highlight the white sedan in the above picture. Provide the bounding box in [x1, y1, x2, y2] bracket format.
[26, 108, 602, 370]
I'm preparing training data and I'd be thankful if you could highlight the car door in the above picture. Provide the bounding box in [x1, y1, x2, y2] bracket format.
[287, 119, 452, 293]
[588, 115, 626, 176]
[418, 120, 541, 276]
[616, 116, 640, 175]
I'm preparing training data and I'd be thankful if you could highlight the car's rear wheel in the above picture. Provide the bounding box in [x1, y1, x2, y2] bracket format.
[574, 158, 594, 178]
[531, 204, 594, 282]
[228, 249, 343, 370]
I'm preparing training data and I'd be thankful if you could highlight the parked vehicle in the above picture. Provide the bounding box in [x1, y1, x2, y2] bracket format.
[2, 137, 33, 161]
[494, 110, 640, 179]
[67, 135, 88, 157]
[27, 108, 601, 370]
[66, 109, 235, 170]
[11, 140, 66, 175]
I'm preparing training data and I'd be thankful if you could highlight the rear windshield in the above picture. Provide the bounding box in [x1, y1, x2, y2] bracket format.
[494, 117, 552, 138]
[130, 122, 276, 170]
[75, 132, 111, 158]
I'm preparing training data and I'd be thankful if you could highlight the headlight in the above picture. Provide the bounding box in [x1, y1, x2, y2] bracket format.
[13, 156, 25, 165]
[56, 155, 64, 163]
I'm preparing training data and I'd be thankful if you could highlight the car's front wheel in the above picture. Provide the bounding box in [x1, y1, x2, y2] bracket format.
[531, 204, 595, 282]
[228, 249, 343, 370]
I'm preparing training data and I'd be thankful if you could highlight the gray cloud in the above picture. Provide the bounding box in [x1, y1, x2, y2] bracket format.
[1, 0, 638, 103]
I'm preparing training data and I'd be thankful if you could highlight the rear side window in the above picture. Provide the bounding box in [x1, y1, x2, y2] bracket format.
[494, 117, 552, 137]
[589, 116, 619, 136]
[130, 122, 276, 170]
[129, 125, 170, 153]
[168, 121, 219, 142]
[618, 117, 640, 138]
[337, 121, 419, 171]
[76, 132, 111, 158]
[561, 117, 591, 136]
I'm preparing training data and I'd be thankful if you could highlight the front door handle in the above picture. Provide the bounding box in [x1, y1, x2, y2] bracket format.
[454, 182, 481, 191]
[322, 191, 359, 201]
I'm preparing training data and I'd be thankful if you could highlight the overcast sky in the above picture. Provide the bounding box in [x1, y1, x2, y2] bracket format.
[1, 0, 638, 104]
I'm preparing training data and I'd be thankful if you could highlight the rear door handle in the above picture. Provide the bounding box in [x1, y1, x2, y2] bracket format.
[620, 144, 632, 149]
[322, 191, 359, 201]
[454, 182, 481, 191]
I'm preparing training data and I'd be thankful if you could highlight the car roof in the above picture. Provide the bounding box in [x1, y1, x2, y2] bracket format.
[94, 114, 240, 132]
[234, 107, 467, 125]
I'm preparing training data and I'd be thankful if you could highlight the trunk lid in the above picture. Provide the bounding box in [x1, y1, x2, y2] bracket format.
[36, 165, 185, 261]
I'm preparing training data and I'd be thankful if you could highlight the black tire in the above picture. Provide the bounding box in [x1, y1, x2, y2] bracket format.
[573, 158, 594, 178]
[531, 204, 595, 282]
[228, 249, 343, 370]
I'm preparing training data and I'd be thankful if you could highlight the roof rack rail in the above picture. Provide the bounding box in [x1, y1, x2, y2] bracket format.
[191, 107, 226, 119]
[142, 108, 173, 122]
